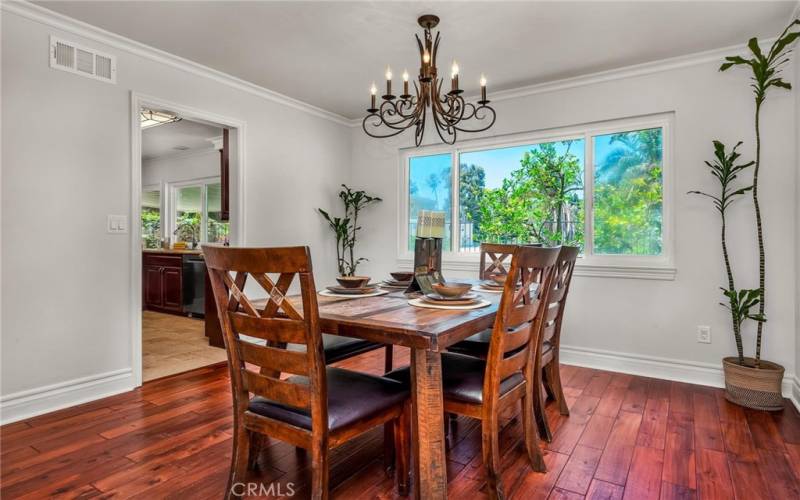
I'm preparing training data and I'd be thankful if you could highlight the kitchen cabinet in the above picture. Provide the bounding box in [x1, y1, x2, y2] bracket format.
[142, 252, 183, 314]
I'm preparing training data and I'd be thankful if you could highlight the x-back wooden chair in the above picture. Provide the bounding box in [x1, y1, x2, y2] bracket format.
[533, 245, 579, 442]
[479, 243, 518, 280]
[388, 245, 560, 499]
[204, 245, 411, 500]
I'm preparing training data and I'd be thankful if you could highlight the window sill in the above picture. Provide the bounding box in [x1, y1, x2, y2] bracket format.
[394, 257, 676, 281]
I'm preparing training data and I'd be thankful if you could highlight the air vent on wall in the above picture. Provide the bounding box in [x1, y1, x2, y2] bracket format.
[49, 36, 116, 84]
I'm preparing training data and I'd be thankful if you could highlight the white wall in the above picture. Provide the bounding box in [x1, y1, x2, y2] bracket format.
[1, 8, 352, 420]
[794, 44, 800, 404]
[142, 148, 220, 187]
[350, 55, 797, 388]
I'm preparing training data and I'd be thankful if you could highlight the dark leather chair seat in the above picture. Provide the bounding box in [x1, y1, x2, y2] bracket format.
[448, 331, 553, 361]
[248, 367, 409, 431]
[385, 352, 524, 405]
[288, 334, 382, 364]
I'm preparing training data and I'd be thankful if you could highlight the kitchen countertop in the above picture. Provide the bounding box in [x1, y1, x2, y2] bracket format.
[143, 248, 203, 255]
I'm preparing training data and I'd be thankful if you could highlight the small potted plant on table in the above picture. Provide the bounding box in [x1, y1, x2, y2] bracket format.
[318, 185, 382, 286]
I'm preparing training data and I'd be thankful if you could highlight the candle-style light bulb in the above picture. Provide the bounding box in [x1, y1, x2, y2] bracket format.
[451, 60, 460, 93]
[402, 69, 410, 97]
[402, 70, 409, 82]
[384, 67, 393, 97]
[479, 74, 487, 103]
[422, 49, 431, 64]
[480, 74, 487, 87]
[369, 82, 377, 110]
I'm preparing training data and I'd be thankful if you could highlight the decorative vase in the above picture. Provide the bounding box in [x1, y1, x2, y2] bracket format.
[722, 357, 784, 411]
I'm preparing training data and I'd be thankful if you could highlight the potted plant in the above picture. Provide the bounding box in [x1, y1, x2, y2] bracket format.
[318, 184, 381, 286]
[705, 20, 798, 409]
[689, 142, 777, 409]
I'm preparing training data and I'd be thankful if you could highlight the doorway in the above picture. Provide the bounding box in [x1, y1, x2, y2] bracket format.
[131, 93, 245, 385]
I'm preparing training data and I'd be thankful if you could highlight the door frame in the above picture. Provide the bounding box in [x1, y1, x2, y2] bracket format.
[130, 92, 247, 387]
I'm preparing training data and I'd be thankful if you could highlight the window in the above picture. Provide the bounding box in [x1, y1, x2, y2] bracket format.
[170, 179, 230, 246]
[458, 139, 584, 251]
[400, 115, 672, 271]
[141, 187, 161, 249]
[408, 153, 452, 251]
[592, 128, 662, 255]
[206, 182, 230, 244]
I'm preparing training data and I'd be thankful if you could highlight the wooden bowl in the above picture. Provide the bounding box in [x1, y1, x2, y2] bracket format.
[390, 272, 414, 282]
[431, 282, 473, 298]
[489, 274, 507, 285]
[336, 276, 370, 289]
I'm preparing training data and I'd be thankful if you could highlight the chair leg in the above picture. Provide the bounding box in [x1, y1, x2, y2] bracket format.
[522, 391, 547, 472]
[384, 345, 394, 373]
[542, 363, 556, 402]
[394, 401, 411, 496]
[310, 439, 330, 500]
[533, 372, 553, 443]
[226, 426, 251, 499]
[549, 359, 570, 416]
[481, 414, 505, 500]
[384, 422, 396, 475]
[247, 432, 262, 470]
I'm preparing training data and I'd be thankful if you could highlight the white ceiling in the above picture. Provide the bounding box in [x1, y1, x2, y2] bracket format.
[38, 1, 796, 119]
[142, 119, 222, 161]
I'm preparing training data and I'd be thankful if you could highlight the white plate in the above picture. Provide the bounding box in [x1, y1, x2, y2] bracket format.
[319, 289, 389, 298]
[408, 298, 491, 310]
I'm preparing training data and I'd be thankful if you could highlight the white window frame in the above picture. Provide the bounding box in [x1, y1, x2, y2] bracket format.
[167, 176, 222, 245]
[397, 112, 675, 280]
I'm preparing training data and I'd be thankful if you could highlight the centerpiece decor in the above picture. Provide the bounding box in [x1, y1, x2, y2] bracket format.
[696, 19, 798, 410]
[318, 185, 382, 279]
[361, 14, 496, 146]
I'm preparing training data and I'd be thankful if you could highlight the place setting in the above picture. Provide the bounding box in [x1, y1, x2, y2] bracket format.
[379, 271, 414, 291]
[477, 274, 508, 293]
[319, 275, 389, 298]
[408, 281, 491, 310]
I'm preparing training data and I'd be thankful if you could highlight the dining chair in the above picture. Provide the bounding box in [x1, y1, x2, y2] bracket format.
[478, 242, 519, 280]
[387, 245, 560, 499]
[532, 245, 579, 441]
[203, 245, 411, 500]
[446, 246, 579, 443]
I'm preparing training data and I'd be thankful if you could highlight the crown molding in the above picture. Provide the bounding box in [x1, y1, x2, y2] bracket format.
[1, 0, 353, 127]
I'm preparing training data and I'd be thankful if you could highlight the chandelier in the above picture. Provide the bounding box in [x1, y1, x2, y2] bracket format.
[362, 14, 496, 146]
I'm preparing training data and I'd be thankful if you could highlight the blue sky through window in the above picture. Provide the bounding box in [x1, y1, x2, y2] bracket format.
[460, 140, 585, 189]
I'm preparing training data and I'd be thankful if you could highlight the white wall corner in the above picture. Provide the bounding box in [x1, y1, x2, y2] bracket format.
[561, 345, 799, 404]
[0, 368, 134, 425]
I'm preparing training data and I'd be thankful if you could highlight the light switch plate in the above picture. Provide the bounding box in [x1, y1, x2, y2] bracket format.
[107, 215, 128, 234]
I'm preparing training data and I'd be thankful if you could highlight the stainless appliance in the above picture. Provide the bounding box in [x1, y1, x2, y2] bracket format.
[182, 254, 206, 317]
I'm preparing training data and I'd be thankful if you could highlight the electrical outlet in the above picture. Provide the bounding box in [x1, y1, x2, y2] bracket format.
[697, 325, 711, 344]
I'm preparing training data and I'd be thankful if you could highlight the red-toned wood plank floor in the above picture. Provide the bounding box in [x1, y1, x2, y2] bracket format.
[3, 347, 800, 499]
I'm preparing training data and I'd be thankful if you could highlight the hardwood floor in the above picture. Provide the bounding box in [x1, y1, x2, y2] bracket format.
[3, 347, 800, 499]
[142, 311, 227, 381]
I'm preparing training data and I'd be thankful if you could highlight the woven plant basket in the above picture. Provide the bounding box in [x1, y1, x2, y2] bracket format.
[723, 357, 784, 411]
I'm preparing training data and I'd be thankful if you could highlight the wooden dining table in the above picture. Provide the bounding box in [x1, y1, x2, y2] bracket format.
[310, 284, 501, 499]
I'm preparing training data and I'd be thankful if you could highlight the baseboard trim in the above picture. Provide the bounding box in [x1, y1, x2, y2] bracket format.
[561, 345, 797, 400]
[0, 368, 134, 425]
[789, 375, 800, 413]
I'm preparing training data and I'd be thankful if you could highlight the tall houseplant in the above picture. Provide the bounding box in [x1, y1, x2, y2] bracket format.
[318, 184, 382, 276]
[719, 20, 799, 366]
[707, 20, 799, 409]
[689, 141, 759, 363]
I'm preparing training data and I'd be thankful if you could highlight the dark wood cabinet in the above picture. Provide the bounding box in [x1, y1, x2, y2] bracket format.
[142, 253, 183, 314]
